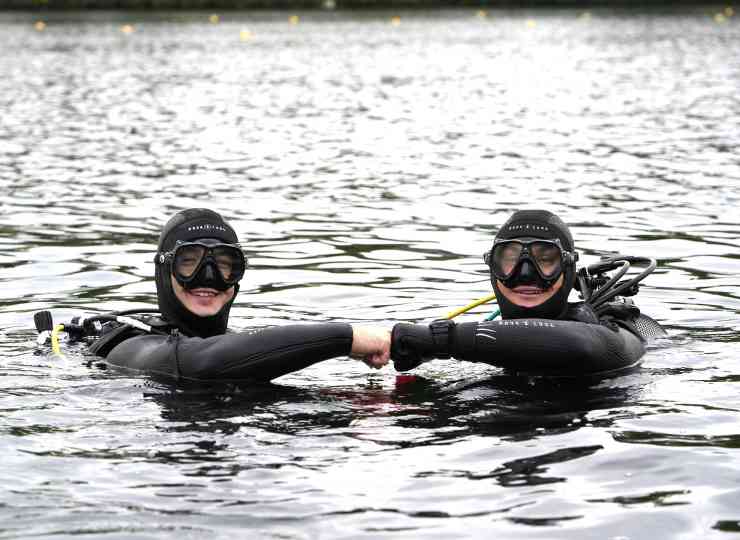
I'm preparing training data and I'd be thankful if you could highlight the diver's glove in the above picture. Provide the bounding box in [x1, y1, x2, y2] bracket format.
[391, 320, 454, 372]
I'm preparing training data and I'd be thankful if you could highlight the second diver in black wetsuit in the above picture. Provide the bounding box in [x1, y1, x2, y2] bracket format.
[87, 208, 390, 382]
[391, 209, 666, 377]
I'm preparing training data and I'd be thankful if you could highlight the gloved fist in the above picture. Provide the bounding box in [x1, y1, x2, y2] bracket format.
[391, 323, 434, 372]
[391, 320, 454, 372]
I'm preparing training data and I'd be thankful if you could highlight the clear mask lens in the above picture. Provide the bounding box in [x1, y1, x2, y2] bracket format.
[173, 243, 245, 284]
[491, 240, 563, 280]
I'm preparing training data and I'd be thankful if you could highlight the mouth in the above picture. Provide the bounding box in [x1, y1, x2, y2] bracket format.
[511, 285, 547, 295]
[186, 288, 219, 297]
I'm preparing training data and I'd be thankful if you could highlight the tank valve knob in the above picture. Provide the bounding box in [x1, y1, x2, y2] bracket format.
[34, 311, 53, 333]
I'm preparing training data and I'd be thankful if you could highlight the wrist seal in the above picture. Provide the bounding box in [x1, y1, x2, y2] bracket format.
[429, 319, 454, 359]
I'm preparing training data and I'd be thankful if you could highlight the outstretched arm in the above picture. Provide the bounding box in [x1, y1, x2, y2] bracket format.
[392, 319, 645, 376]
[105, 323, 389, 382]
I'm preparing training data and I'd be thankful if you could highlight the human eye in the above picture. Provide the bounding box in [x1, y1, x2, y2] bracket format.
[175, 246, 204, 276]
[216, 256, 233, 272]
[502, 245, 521, 261]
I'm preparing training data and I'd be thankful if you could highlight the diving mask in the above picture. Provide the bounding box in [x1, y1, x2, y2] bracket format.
[158, 240, 246, 291]
[484, 238, 577, 288]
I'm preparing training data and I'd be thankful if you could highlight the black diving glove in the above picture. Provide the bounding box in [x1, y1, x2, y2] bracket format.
[391, 320, 454, 372]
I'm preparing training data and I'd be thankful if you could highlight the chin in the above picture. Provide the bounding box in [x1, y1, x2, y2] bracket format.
[511, 295, 550, 308]
[508, 293, 553, 308]
[188, 305, 222, 317]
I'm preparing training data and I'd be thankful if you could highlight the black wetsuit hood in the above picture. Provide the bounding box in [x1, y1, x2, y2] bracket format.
[491, 209, 577, 320]
[154, 208, 240, 338]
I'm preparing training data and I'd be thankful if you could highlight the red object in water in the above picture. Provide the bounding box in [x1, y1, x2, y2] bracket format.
[395, 374, 417, 384]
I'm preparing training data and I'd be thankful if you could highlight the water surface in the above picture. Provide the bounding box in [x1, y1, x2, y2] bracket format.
[1, 8, 739, 539]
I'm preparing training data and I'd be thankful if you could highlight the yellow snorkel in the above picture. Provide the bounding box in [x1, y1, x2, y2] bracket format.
[50, 324, 66, 357]
[34, 311, 69, 360]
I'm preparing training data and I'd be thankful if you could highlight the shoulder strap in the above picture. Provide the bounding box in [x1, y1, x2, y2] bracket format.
[598, 299, 641, 321]
[594, 299, 668, 341]
[561, 302, 600, 324]
[88, 323, 144, 358]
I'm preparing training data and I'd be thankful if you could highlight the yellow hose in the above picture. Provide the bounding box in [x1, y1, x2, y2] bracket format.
[444, 293, 497, 320]
[50, 324, 65, 356]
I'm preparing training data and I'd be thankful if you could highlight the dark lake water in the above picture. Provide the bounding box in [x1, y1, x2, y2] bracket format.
[1, 7, 739, 538]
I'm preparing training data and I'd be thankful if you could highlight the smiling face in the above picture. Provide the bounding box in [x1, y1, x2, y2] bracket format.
[490, 210, 576, 320]
[171, 274, 235, 317]
[496, 274, 564, 309]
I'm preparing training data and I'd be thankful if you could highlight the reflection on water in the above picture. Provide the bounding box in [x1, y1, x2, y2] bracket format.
[1, 7, 739, 539]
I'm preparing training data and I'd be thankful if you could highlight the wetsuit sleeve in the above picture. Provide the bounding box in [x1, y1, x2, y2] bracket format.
[104, 323, 354, 382]
[392, 319, 645, 376]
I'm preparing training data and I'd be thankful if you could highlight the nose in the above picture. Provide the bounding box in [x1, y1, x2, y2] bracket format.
[517, 260, 538, 284]
[203, 263, 215, 281]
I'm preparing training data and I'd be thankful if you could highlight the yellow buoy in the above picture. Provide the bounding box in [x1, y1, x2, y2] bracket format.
[289, 15, 299, 24]
[209, 14, 220, 24]
[34, 20, 46, 31]
[120, 24, 134, 34]
[390, 16, 401, 26]
[526, 19, 536, 28]
[239, 29, 252, 41]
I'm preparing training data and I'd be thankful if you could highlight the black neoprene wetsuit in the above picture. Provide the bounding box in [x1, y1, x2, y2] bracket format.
[392, 302, 660, 376]
[90, 323, 354, 383]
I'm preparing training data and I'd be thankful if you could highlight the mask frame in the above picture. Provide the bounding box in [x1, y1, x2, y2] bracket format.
[157, 241, 246, 290]
[484, 238, 578, 289]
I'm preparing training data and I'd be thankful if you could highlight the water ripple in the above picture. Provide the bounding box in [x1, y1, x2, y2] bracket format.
[0, 8, 739, 539]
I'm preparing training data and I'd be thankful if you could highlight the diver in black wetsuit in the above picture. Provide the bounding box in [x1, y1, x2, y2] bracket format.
[391, 210, 665, 377]
[87, 208, 390, 382]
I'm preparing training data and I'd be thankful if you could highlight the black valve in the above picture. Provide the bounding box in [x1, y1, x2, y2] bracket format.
[34, 311, 53, 333]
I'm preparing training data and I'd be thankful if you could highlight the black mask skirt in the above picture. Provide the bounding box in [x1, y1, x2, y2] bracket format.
[154, 208, 240, 338]
[489, 210, 577, 320]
